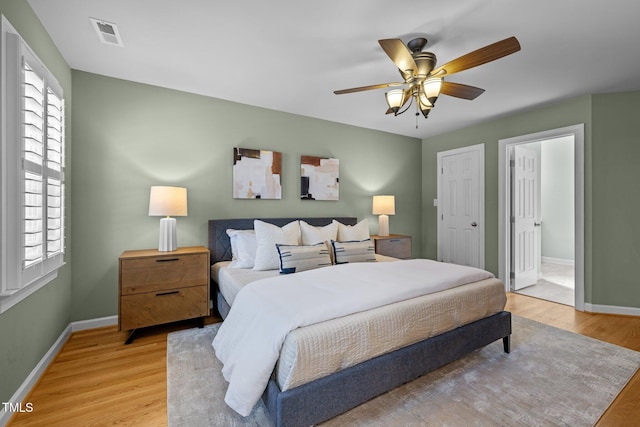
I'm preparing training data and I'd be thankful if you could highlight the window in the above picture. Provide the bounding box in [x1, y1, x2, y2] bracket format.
[1, 16, 66, 313]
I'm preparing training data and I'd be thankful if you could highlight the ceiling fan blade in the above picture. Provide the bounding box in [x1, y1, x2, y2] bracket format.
[378, 38, 418, 78]
[431, 36, 521, 77]
[334, 82, 404, 95]
[440, 82, 485, 100]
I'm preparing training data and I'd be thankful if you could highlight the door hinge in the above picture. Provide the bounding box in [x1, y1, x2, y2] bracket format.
[509, 160, 515, 168]
[510, 271, 515, 279]
[510, 216, 515, 224]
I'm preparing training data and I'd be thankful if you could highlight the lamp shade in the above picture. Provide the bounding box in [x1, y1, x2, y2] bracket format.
[372, 195, 395, 215]
[148, 186, 188, 217]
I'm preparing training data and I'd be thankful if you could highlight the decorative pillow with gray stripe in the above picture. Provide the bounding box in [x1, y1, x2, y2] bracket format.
[276, 243, 333, 274]
[332, 239, 376, 264]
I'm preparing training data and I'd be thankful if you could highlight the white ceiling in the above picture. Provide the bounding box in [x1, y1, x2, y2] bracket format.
[28, 0, 640, 139]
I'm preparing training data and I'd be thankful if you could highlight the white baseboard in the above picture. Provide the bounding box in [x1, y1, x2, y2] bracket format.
[0, 315, 118, 426]
[71, 315, 118, 332]
[584, 303, 640, 317]
[0, 324, 72, 427]
[541, 256, 575, 266]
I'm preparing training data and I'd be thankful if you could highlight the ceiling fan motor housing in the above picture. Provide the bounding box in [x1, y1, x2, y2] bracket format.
[413, 52, 437, 77]
[407, 37, 437, 77]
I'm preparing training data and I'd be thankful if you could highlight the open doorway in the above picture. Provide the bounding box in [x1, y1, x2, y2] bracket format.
[510, 137, 575, 306]
[498, 125, 585, 311]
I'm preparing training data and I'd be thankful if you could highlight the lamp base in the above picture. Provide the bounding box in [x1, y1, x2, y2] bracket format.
[158, 217, 177, 251]
[378, 214, 390, 237]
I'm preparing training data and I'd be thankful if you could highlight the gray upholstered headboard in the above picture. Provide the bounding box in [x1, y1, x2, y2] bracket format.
[207, 217, 357, 265]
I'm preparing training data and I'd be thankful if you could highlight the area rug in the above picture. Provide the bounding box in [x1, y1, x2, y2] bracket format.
[167, 316, 640, 426]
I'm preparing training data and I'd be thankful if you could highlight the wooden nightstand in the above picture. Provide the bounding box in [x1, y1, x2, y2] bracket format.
[371, 234, 412, 259]
[118, 246, 210, 344]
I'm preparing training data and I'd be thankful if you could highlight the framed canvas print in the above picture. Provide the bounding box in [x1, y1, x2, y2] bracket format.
[233, 147, 282, 199]
[300, 156, 339, 201]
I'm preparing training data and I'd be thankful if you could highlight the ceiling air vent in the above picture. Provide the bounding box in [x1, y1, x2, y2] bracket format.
[90, 18, 123, 47]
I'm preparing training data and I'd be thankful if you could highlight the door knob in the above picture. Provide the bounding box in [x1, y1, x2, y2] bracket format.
[471, 222, 477, 227]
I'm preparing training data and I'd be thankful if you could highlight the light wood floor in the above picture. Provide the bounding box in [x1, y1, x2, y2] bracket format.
[8, 293, 640, 426]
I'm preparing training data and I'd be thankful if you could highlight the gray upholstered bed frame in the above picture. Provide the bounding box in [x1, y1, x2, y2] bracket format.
[207, 217, 512, 427]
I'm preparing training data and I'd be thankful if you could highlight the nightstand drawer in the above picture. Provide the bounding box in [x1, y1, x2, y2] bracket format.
[120, 253, 208, 295]
[371, 234, 412, 259]
[120, 285, 208, 330]
[118, 246, 210, 340]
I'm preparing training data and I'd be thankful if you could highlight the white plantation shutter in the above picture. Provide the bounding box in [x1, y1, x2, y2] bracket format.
[20, 51, 65, 285]
[47, 177, 64, 256]
[1, 16, 66, 311]
[23, 172, 44, 268]
[22, 60, 45, 271]
[46, 88, 65, 260]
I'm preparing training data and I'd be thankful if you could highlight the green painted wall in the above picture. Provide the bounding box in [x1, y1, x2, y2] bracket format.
[591, 91, 640, 307]
[0, 1, 73, 405]
[423, 91, 640, 309]
[71, 70, 422, 321]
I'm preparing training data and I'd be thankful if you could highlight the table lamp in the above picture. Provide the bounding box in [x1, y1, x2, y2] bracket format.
[372, 195, 395, 237]
[148, 186, 188, 251]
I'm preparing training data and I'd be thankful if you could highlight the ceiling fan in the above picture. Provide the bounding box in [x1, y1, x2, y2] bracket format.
[334, 36, 521, 122]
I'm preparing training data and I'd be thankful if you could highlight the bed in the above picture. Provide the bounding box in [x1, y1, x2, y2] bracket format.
[208, 217, 511, 427]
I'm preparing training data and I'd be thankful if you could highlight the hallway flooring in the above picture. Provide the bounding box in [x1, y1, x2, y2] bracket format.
[515, 262, 574, 306]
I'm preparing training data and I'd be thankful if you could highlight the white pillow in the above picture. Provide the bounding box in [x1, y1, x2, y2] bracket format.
[226, 229, 257, 269]
[276, 243, 332, 274]
[334, 219, 370, 242]
[332, 239, 376, 264]
[300, 220, 338, 245]
[253, 220, 300, 270]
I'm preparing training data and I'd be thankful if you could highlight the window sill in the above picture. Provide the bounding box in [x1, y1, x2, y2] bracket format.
[0, 269, 59, 314]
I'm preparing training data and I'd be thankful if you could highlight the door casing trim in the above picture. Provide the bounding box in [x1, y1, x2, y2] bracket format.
[498, 124, 585, 311]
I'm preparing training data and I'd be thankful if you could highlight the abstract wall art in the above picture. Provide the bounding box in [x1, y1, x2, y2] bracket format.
[300, 155, 339, 201]
[233, 147, 282, 199]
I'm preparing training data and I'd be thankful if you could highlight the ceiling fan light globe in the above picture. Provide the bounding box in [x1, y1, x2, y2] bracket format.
[424, 77, 443, 99]
[418, 93, 433, 108]
[385, 89, 405, 109]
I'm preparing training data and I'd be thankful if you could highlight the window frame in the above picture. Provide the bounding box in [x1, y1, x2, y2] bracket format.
[0, 16, 66, 314]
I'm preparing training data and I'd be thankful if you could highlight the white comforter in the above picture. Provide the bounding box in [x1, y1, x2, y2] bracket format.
[212, 259, 494, 416]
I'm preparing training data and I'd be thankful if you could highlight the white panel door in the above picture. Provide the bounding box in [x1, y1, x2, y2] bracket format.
[439, 149, 481, 267]
[513, 145, 539, 290]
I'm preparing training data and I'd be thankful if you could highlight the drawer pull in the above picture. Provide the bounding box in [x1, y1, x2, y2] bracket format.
[156, 290, 180, 297]
[389, 239, 400, 243]
[156, 258, 180, 263]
